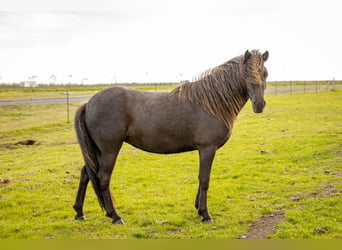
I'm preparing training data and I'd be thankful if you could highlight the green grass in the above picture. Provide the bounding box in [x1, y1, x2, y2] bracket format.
[0, 90, 341, 239]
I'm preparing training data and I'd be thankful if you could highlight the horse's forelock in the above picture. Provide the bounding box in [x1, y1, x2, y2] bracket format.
[244, 50, 266, 83]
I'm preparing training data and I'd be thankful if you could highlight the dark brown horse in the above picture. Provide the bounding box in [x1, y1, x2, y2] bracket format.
[73, 50, 269, 224]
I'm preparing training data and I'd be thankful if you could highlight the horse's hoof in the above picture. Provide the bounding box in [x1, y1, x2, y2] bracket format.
[202, 218, 214, 224]
[113, 218, 125, 225]
[75, 215, 86, 220]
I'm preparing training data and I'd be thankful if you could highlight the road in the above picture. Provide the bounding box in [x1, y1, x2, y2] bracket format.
[0, 97, 90, 106]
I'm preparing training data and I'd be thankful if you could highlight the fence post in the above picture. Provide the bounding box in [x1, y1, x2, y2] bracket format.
[290, 81, 292, 94]
[67, 75, 72, 124]
[333, 77, 336, 90]
[67, 88, 70, 124]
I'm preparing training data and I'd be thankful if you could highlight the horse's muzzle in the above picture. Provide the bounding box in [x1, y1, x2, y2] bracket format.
[253, 100, 266, 113]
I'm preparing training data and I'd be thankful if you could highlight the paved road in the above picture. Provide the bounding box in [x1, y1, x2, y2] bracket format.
[0, 97, 90, 106]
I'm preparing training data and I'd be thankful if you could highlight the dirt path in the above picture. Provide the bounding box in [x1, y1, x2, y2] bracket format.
[242, 211, 285, 239]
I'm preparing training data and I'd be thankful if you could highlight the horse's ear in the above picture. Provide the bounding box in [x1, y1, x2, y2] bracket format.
[244, 50, 251, 64]
[262, 51, 269, 62]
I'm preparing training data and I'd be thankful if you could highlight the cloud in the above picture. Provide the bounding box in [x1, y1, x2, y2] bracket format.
[0, 12, 78, 48]
[0, 1, 341, 82]
[0, 11, 145, 49]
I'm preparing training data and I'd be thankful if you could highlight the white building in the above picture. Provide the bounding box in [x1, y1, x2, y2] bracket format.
[20, 81, 38, 88]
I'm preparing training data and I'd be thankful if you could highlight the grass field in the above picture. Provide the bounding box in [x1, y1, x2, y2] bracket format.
[0, 88, 341, 239]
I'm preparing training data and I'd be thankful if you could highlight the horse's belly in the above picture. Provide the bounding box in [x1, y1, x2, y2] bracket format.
[125, 127, 196, 154]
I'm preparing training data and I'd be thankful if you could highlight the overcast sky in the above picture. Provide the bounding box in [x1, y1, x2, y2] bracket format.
[0, 0, 341, 83]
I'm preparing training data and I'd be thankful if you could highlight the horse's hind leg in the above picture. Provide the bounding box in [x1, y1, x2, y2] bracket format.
[98, 150, 124, 224]
[73, 166, 89, 220]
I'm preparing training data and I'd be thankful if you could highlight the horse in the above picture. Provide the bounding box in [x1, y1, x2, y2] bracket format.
[73, 49, 269, 224]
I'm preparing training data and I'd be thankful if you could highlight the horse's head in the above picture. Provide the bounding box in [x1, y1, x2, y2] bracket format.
[243, 50, 269, 113]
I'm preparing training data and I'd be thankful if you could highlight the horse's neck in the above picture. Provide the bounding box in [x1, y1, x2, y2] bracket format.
[223, 79, 249, 126]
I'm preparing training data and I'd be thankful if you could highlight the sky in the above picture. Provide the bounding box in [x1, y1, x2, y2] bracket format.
[0, 0, 341, 84]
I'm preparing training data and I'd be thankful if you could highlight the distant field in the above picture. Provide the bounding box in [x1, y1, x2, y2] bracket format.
[0, 89, 341, 239]
[0, 81, 341, 101]
[0, 83, 177, 100]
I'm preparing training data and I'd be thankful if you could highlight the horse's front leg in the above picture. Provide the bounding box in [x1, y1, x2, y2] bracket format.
[195, 186, 200, 210]
[196, 146, 216, 223]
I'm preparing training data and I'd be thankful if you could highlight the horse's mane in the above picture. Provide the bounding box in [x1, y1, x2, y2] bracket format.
[170, 52, 255, 130]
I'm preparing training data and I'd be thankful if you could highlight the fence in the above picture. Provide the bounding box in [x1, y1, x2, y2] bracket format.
[266, 80, 342, 95]
[0, 81, 340, 127]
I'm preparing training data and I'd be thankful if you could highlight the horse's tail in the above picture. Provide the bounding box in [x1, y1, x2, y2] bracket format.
[74, 104, 105, 210]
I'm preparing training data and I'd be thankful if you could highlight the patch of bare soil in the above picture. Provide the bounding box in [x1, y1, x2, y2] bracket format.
[0, 139, 37, 149]
[241, 211, 285, 239]
[312, 184, 341, 197]
[0, 178, 10, 186]
[14, 139, 36, 145]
